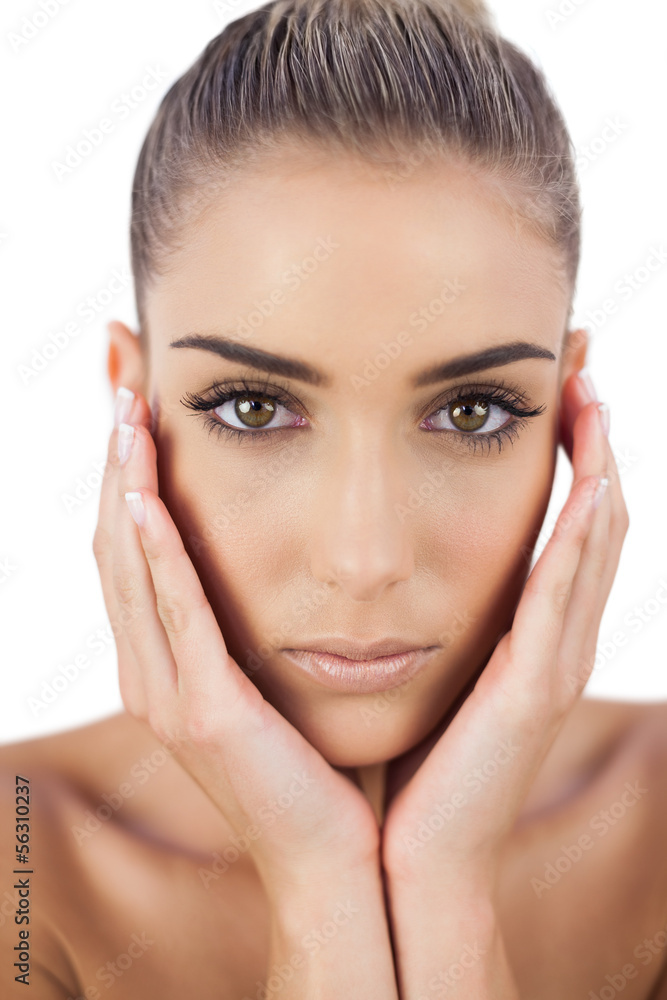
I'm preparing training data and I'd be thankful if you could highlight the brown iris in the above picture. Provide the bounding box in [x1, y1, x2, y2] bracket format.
[235, 394, 276, 428]
[449, 396, 489, 432]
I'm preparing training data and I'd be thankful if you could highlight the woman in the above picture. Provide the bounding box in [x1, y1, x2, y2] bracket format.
[2, 0, 666, 996]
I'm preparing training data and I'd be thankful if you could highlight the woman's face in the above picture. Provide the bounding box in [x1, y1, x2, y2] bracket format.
[139, 147, 581, 767]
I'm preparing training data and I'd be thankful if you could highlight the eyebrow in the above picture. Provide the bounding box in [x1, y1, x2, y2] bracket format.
[412, 340, 557, 386]
[169, 333, 556, 388]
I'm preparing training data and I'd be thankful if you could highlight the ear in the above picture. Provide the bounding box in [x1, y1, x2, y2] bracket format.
[559, 325, 589, 391]
[556, 326, 591, 458]
[106, 320, 149, 400]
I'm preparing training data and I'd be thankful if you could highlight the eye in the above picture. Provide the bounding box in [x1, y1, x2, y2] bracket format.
[424, 395, 511, 434]
[181, 377, 545, 453]
[212, 392, 304, 431]
[419, 383, 546, 455]
[180, 378, 308, 443]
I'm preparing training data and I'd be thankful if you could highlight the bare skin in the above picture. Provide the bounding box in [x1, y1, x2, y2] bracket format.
[2, 700, 667, 998]
[2, 147, 666, 998]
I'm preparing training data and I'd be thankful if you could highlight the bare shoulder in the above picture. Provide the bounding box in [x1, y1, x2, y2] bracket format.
[570, 696, 667, 999]
[575, 694, 667, 769]
[0, 715, 270, 998]
[569, 692, 667, 737]
[551, 693, 667, 778]
[620, 698, 667, 999]
[498, 695, 667, 999]
[0, 713, 150, 997]
[0, 711, 151, 790]
[0, 766, 83, 997]
[561, 694, 667, 829]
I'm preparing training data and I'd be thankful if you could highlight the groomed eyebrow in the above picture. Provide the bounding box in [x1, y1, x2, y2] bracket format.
[412, 340, 556, 386]
[169, 333, 556, 388]
[170, 333, 328, 386]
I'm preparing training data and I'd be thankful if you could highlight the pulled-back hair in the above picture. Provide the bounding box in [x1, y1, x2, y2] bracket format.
[130, 0, 581, 339]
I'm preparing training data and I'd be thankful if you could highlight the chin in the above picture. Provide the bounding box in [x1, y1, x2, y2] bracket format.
[273, 692, 435, 768]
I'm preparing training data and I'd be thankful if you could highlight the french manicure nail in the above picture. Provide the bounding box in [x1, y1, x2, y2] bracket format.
[114, 386, 135, 428]
[592, 476, 609, 510]
[125, 491, 145, 527]
[597, 402, 610, 437]
[118, 423, 135, 465]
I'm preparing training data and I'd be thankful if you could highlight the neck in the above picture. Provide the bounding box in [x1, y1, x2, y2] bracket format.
[356, 761, 388, 826]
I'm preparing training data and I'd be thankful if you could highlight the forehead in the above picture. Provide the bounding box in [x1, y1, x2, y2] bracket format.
[145, 148, 570, 376]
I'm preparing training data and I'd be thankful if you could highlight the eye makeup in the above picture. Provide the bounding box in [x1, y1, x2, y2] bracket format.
[180, 374, 546, 455]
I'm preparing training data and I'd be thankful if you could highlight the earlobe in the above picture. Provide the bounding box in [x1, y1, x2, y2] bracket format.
[106, 320, 148, 400]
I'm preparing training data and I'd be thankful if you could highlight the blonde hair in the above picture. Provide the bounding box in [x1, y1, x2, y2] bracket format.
[130, 0, 580, 336]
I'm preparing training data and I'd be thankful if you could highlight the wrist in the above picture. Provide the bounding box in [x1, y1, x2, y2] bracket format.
[268, 852, 383, 930]
[265, 858, 399, 1000]
[384, 847, 499, 904]
[384, 877, 518, 1000]
[263, 840, 382, 903]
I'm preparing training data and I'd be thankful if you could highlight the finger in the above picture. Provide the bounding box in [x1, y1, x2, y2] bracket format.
[502, 450, 607, 699]
[120, 466, 257, 729]
[114, 419, 179, 715]
[559, 431, 629, 694]
[559, 371, 626, 596]
[560, 370, 622, 525]
[558, 376, 631, 684]
[93, 387, 152, 715]
[556, 402, 611, 692]
[593, 430, 630, 611]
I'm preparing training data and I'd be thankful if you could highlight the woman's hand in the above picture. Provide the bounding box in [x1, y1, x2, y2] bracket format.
[379, 368, 628, 998]
[92, 384, 383, 896]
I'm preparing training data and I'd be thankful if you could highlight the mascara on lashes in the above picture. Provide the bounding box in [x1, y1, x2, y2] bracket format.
[179, 376, 546, 455]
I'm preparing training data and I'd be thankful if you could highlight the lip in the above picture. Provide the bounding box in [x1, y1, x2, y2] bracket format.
[281, 644, 440, 694]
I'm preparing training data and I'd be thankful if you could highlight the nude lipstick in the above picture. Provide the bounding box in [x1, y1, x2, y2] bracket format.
[281, 641, 440, 694]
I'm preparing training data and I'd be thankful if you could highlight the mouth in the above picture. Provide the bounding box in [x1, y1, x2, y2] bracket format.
[280, 642, 440, 694]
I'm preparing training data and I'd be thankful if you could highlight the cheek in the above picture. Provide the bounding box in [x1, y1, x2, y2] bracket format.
[414, 432, 556, 605]
[157, 430, 307, 628]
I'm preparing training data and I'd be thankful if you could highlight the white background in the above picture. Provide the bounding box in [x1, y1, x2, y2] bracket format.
[1, 0, 665, 746]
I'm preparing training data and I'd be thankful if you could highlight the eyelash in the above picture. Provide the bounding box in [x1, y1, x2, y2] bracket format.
[180, 376, 546, 455]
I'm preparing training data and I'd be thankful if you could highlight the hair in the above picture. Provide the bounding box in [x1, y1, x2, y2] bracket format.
[130, 0, 581, 344]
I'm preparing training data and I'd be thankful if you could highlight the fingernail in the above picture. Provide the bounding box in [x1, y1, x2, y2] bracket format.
[578, 366, 597, 402]
[118, 423, 135, 466]
[596, 402, 610, 437]
[114, 386, 135, 428]
[592, 476, 609, 510]
[125, 491, 145, 527]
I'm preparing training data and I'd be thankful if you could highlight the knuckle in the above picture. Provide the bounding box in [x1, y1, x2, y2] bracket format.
[551, 580, 572, 616]
[92, 525, 112, 565]
[146, 704, 168, 742]
[113, 565, 142, 612]
[155, 593, 192, 641]
[587, 544, 608, 585]
[549, 680, 574, 723]
[525, 676, 566, 731]
[521, 684, 554, 729]
[180, 705, 222, 747]
[121, 693, 147, 724]
[620, 504, 630, 535]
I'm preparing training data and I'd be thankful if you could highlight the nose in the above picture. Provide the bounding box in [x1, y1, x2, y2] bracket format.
[308, 435, 415, 602]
